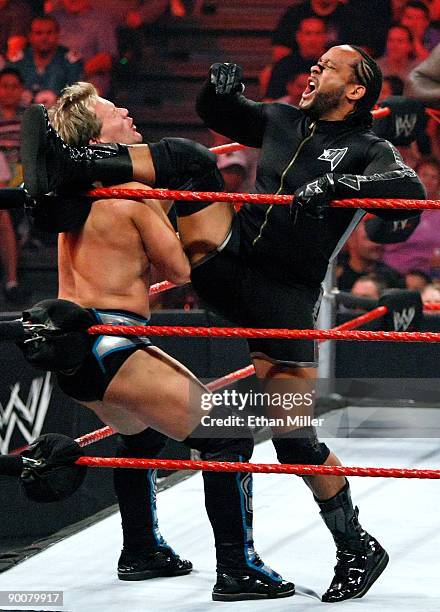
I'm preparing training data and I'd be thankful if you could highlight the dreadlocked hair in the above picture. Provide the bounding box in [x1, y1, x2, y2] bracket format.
[48, 82, 102, 146]
[348, 45, 383, 114]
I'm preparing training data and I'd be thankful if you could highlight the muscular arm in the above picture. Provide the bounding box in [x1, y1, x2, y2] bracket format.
[332, 139, 426, 220]
[196, 80, 267, 147]
[404, 44, 440, 109]
[132, 199, 190, 285]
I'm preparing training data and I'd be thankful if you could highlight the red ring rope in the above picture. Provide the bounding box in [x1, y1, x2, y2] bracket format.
[88, 324, 440, 343]
[75, 305, 395, 446]
[87, 187, 439, 211]
[75, 456, 440, 479]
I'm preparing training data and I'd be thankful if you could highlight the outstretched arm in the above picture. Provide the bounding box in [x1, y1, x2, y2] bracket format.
[196, 64, 267, 147]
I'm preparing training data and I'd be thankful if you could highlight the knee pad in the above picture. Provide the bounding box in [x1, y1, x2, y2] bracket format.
[116, 428, 168, 459]
[149, 137, 220, 190]
[273, 426, 330, 466]
[191, 435, 254, 463]
[184, 404, 254, 462]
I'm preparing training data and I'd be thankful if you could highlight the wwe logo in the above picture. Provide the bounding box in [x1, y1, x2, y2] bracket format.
[395, 114, 417, 138]
[392, 219, 409, 232]
[393, 307, 415, 331]
[0, 372, 53, 454]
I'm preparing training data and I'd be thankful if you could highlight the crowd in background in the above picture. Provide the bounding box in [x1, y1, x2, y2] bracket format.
[0, 0, 439, 310]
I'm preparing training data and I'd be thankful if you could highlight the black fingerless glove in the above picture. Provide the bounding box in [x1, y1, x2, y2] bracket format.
[292, 173, 335, 221]
[209, 62, 245, 95]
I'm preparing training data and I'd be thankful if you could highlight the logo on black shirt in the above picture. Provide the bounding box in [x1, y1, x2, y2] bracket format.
[318, 147, 348, 170]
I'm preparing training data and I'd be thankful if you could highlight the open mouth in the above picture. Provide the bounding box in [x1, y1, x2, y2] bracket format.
[302, 79, 317, 100]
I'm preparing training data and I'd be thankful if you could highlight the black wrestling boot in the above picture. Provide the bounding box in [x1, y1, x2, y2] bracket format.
[318, 483, 389, 603]
[21, 104, 133, 197]
[212, 553, 295, 601]
[117, 546, 193, 581]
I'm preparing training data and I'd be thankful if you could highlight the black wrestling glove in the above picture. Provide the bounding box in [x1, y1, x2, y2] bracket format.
[209, 63, 245, 95]
[20, 433, 87, 503]
[292, 173, 335, 221]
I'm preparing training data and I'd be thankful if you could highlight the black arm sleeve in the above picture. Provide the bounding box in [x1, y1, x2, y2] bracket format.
[332, 139, 426, 220]
[196, 80, 267, 148]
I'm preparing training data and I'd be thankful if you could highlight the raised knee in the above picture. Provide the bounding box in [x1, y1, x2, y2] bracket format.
[273, 426, 330, 465]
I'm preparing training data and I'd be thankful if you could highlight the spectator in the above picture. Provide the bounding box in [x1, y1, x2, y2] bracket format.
[271, 1, 391, 62]
[405, 269, 432, 291]
[421, 282, 440, 302]
[271, 1, 345, 63]
[338, 0, 393, 57]
[265, 17, 328, 100]
[429, 0, 440, 20]
[0, 156, 21, 305]
[216, 149, 249, 194]
[377, 25, 420, 81]
[400, 0, 439, 57]
[383, 158, 440, 277]
[0, 0, 33, 59]
[34, 88, 58, 108]
[50, 0, 117, 95]
[276, 72, 310, 106]
[392, 0, 409, 20]
[0, 67, 27, 302]
[378, 75, 405, 100]
[337, 220, 404, 291]
[351, 274, 386, 300]
[0, 68, 25, 187]
[116, 1, 169, 79]
[211, 132, 258, 194]
[8, 15, 82, 97]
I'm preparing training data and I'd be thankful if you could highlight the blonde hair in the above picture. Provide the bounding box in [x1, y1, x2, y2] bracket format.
[49, 82, 102, 146]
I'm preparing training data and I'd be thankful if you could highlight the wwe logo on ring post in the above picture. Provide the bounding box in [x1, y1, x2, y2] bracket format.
[393, 307, 416, 331]
[395, 114, 417, 138]
[0, 372, 53, 454]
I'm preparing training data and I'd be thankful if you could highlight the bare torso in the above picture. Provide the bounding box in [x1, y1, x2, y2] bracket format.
[57, 183, 192, 435]
[58, 197, 151, 317]
[58, 183, 188, 317]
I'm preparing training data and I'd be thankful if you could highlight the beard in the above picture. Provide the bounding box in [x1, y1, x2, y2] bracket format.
[302, 85, 346, 119]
